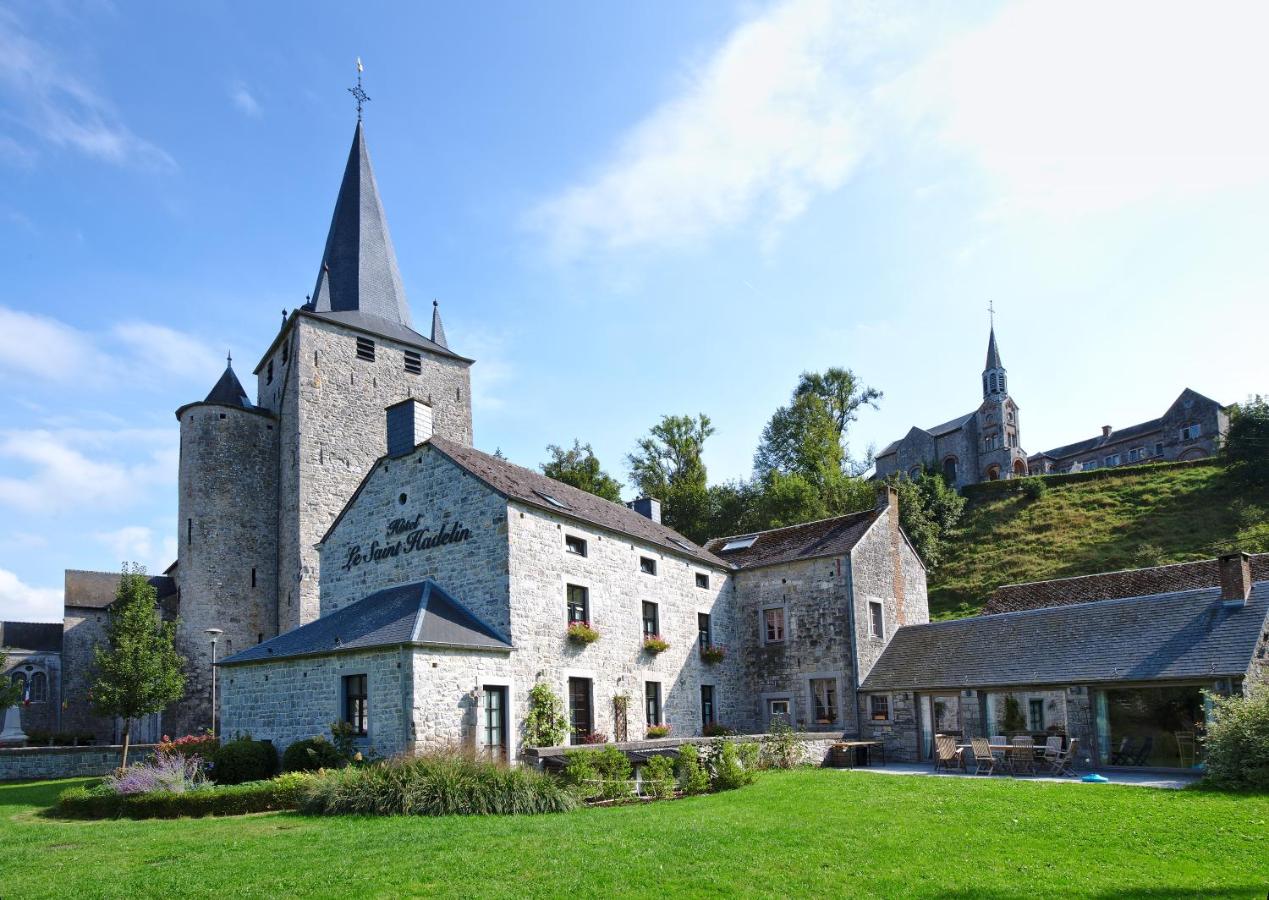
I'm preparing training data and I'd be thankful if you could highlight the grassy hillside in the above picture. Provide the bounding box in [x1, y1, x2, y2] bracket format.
[929, 463, 1269, 619]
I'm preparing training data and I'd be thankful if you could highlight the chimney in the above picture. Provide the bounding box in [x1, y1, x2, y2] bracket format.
[876, 484, 898, 510]
[385, 398, 433, 457]
[1102, 425, 1112, 438]
[1218, 551, 1252, 606]
[627, 497, 662, 524]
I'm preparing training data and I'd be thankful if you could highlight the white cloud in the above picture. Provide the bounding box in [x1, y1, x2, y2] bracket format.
[93, 525, 175, 572]
[0, 7, 175, 171]
[458, 327, 513, 414]
[0, 305, 107, 383]
[0, 568, 62, 622]
[527, 0, 888, 260]
[112, 322, 225, 382]
[230, 82, 262, 118]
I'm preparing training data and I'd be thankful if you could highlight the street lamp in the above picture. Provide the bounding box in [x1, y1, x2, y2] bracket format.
[206, 628, 223, 737]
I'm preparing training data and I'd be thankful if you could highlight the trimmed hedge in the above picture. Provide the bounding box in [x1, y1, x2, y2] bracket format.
[55, 773, 314, 820]
[213, 737, 278, 785]
[282, 736, 346, 772]
[962, 458, 1217, 501]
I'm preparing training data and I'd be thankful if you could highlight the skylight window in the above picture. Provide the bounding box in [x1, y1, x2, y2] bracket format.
[721, 535, 758, 552]
[533, 490, 571, 510]
[669, 538, 696, 553]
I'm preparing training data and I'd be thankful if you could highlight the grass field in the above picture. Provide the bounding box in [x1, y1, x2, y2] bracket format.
[930, 464, 1269, 618]
[2, 770, 1267, 898]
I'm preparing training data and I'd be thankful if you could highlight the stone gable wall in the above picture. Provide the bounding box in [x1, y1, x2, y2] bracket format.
[849, 512, 929, 686]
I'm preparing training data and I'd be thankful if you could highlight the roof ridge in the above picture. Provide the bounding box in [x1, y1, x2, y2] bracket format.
[705, 507, 878, 547]
[965, 581, 1263, 625]
[993, 554, 1267, 594]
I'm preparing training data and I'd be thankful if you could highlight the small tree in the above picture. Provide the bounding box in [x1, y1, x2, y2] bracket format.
[1224, 395, 1269, 486]
[90, 565, 187, 768]
[999, 695, 1027, 736]
[523, 682, 569, 749]
[1202, 687, 1269, 791]
[541, 440, 624, 502]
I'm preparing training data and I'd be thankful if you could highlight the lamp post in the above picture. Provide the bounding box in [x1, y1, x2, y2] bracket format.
[206, 628, 223, 737]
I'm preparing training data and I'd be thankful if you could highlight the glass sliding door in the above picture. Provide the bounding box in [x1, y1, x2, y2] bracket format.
[1097, 685, 1205, 768]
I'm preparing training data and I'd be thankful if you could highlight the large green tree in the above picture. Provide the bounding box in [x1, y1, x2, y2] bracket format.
[1224, 395, 1269, 486]
[886, 468, 966, 571]
[541, 440, 623, 502]
[628, 414, 714, 543]
[91, 565, 187, 767]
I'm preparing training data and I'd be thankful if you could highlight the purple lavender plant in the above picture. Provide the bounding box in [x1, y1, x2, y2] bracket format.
[105, 748, 208, 795]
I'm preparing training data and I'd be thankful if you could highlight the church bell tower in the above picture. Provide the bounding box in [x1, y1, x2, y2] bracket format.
[976, 324, 1026, 480]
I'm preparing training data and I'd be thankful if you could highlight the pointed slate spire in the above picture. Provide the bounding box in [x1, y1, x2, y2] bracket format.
[310, 121, 413, 328]
[985, 326, 1002, 370]
[203, 355, 253, 409]
[430, 300, 448, 349]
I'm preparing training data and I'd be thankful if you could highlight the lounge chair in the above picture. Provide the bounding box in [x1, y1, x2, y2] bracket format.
[933, 734, 963, 774]
[1046, 738, 1079, 777]
[970, 737, 997, 775]
[1007, 736, 1035, 775]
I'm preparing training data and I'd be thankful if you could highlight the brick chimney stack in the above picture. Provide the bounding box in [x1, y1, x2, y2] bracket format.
[1218, 551, 1252, 605]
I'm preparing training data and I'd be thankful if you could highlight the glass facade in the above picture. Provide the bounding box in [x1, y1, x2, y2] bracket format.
[1097, 685, 1206, 768]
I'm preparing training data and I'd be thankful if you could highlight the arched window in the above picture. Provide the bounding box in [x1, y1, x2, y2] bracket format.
[1012, 459, 1027, 476]
[999, 373, 1007, 394]
[30, 671, 47, 703]
[908, 466, 921, 480]
[989, 373, 998, 393]
[943, 457, 958, 483]
[982, 374, 989, 395]
[986, 465, 1001, 481]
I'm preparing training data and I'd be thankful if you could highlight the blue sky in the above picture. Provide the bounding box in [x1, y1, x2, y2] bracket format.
[2, 0, 1267, 621]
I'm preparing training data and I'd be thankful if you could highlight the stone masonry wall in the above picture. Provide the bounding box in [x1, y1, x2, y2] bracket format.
[59, 608, 113, 741]
[173, 403, 279, 737]
[409, 647, 514, 754]
[260, 315, 474, 634]
[0, 745, 158, 782]
[849, 506, 929, 686]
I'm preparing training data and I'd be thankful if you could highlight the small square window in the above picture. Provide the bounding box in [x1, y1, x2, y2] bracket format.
[565, 535, 587, 557]
[695, 572, 709, 589]
[639, 556, 657, 575]
[566, 584, 589, 624]
[404, 350, 422, 374]
[868, 601, 884, 639]
[356, 337, 375, 361]
[763, 607, 785, 644]
[869, 694, 890, 722]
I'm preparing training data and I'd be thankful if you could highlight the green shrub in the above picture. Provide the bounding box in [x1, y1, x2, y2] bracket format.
[563, 745, 632, 800]
[301, 752, 577, 816]
[562, 750, 599, 797]
[56, 773, 315, 819]
[1020, 477, 1047, 501]
[641, 755, 676, 799]
[736, 740, 761, 771]
[676, 744, 710, 795]
[1202, 687, 1269, 791]
[282, 735, 346, 772]
[763, 715, 798, 769]
[524, 682, 570, 749]
[711, 741, 754, 791]
[213, 736, 278, 785]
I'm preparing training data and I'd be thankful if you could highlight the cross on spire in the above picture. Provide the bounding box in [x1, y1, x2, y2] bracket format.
[987, 299, 996, 329]
[348, 57, 370, 120]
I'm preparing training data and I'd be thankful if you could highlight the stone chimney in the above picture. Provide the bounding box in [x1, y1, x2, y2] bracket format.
[876, 484, 898, 510]
[1102, 425, 1112, 438]
[627, 497, 662, 524]
[877, 484, 906, 625]
[386, 398, 433, 458]
[1218, 551, 1252, 606]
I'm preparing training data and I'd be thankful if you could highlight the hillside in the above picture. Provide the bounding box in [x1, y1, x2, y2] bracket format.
[928, 462, 1269, 619]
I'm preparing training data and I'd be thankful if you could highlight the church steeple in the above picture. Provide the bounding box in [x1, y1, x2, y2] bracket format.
[430, 300, 448, 349]
[982, 325, 1007, 399]
[309, 121, 413, 328]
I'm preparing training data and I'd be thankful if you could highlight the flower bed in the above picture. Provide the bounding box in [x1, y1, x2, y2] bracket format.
[55, 773, 315, 820]
[646, 724, 671, 739]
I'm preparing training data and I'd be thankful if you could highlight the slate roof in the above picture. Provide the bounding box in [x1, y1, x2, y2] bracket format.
[430, 300, 448, 349]
[63, 570, 178, 610]
[1, 622, 64, 651]
[861, 582, 1269, 691]
[984, 554, 1269, 615]
[985, 326, 1002, 370]
[877, 412, 974, 458]
[220, 580, 511, 666]
[202, 364, 253, 409]
[423, 438, 729, 569]
[1031, 388, 1224, 462]
[703, 508, 882, 570]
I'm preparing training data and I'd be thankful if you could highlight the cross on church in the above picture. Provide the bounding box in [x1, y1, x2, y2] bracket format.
[988, 299, 996, 328]
[348, 57, 370, 120]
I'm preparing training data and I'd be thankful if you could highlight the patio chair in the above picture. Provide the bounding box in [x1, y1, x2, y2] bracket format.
[1046, 738, 1079, 777]
[1174, 731, 1197, 769]
[1110, 737, 1135, 765]
[1007, 736, 1035, 775]
[1129, 736, 1154, 767]
[970, 737, 997, 775]
[990, 734, 1008, 764]
[1043, 735, 1063, 764]
[933, 734, 963, 774]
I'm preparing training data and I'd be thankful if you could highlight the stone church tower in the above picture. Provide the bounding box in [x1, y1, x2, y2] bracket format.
[974, 327, 1027, 480]
[168, 120, 475, 734]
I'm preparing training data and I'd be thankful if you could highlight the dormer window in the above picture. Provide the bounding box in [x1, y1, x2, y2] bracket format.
[721, 535, 757, 552]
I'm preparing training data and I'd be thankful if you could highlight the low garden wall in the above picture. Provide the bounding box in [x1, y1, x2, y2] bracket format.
[0, 744, 157, 782]
[525, 732, 842, 767]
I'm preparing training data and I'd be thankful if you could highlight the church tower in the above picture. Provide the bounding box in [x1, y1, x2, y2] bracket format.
[975, 326, 1027, 480]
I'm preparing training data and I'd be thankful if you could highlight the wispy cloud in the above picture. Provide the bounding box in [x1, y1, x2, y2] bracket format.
[0, 567, 62, 622]
[0, 7, 175, 170]
[230, 81, 262, 118]
[93, 524, 176, 573]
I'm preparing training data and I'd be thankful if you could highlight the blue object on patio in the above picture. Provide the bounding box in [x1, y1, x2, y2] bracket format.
[1081, 774, 1110, 783]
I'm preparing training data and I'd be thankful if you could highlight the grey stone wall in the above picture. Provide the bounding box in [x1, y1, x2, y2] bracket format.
[59, 608, 113, 741]
[0, 744, 158, 782]
[858, 690, 919, 760]
[1, 649, 61, 734]
[258, 315, 474, 634]
[174, 403, 279, 737]
[849, 506, 929, 686]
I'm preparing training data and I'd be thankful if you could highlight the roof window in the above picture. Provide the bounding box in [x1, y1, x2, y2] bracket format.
[721, 535, 758, 552]
[533, 489, 571, 510]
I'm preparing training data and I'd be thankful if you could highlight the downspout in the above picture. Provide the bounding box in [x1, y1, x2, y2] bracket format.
[400, 644, 414, 754]
[843, 553, 862, 738]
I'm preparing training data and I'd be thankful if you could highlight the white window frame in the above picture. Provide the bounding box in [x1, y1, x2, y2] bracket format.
[760, 604, 787, 645]
[639, 556, 657, 576]
[868, 600, 885, 640]
[868, 692, 893, 723]
[803, 672, 845, 728]
[564, 534, 588, 557]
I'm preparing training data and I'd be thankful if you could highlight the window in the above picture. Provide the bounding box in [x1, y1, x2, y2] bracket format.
[1083, 459, 1098, 471]
[187, 518, 192, 547]
[868, 601, 884, 639]
[700, 684, 716, 727]
[721, 535, 757, 552]
[10, 672, 26, 697]
[869, 694, 890, 721]
[566, 584, 589, 624]
[568, 677, 593, 744]
[768, 698, 791, 725]
[1155, 442, 1164, 456]
[642, 601, 659, 637]
[943, 457, 958, 482]
[989, 372, 998, 393]
[1028, 698, 1045, 733]
[698, 612, 712, 648]
[639, 556, 657, 575]
[251, 567, 257, 588]
[1128, 447, 1145, 462]
[810, 678, 838, 725]
[281, 340, 289, 364]
[355, 337, 375, 361]
[1105, 453, 1120, 466]
[1180, 423, 1201, 441]
[564, 534, 587, 556]
[266, 360, 274, 384]
[763, 607, 785, 643]
[695, 572, 709, 589]
[645, 681, 662, 726]
[343, 674, 368, 736]
[30, 671, 47, 702]
[534, 489, 571, 510]
[404, 350, 422, 374]
[483, 686, 507, 761]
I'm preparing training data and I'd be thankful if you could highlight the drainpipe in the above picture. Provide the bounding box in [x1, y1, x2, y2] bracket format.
[843, 554, 862, 738]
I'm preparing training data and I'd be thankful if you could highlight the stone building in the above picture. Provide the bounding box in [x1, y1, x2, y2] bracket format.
[1, 622, 63, 737]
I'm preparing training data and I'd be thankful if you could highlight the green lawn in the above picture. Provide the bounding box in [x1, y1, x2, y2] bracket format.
[1, 771, 1266, 898]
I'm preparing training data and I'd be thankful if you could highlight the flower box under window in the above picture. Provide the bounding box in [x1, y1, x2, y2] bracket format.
[567, 622, 600, 645]
[642, 635, 670, 655]
[700, 644, 727, 664]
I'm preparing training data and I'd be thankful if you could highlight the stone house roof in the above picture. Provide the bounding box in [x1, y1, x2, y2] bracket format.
[1030, 388, 1224, 463]
[983, 554, 1269, 615]
[876, 412, 974, 459]
[703, 508, 882, 571]
[220, 579, 511, 666]
[63, 570, 178, 610]
[862, 581, 1269, 692]
[0, 622, 64, 652]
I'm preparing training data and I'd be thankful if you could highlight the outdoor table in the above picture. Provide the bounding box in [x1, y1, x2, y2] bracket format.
[832, 740, 885, 768]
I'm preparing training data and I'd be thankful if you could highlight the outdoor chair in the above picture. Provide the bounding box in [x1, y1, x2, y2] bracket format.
[990, 734, 1008, 763]
[1174, 731, 1197, 769]
[1007, 736, 1035, 775]
[1046, 738, 1079, 777]
[933, 734, 963, 774]
[970, 737, 997, 775]
[1130, 736, 1155, 767]
[1042, 735, 1063, 768]
[1110, 737, 1135, 765]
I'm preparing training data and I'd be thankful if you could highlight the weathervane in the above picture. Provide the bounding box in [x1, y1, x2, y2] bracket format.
[348, 57, 370, 120]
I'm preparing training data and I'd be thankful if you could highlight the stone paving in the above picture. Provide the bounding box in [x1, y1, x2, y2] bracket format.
[842, 760, 1199, 790]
